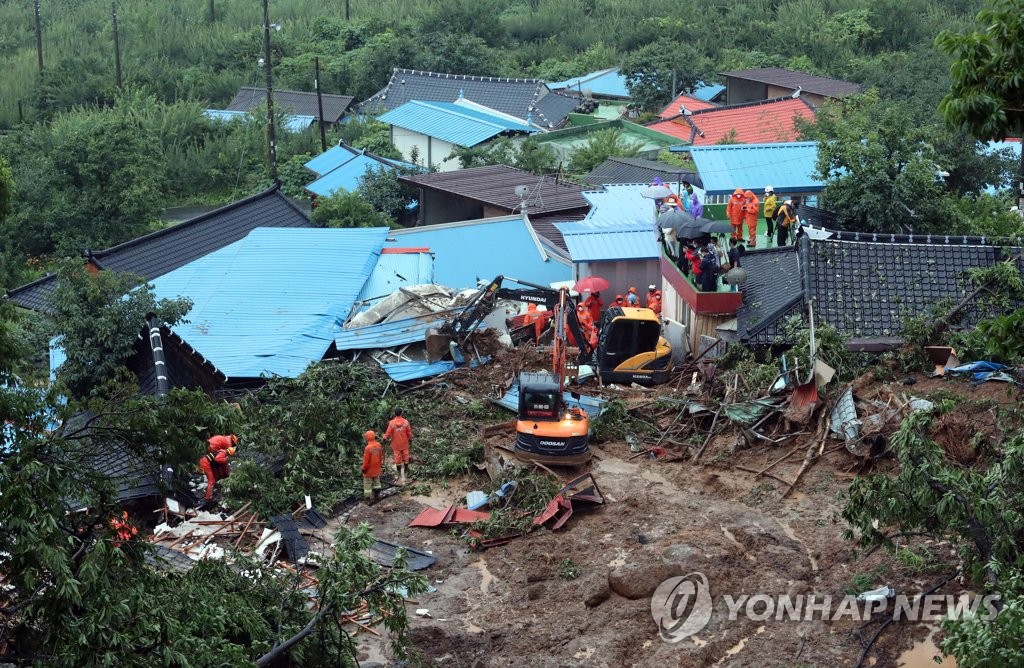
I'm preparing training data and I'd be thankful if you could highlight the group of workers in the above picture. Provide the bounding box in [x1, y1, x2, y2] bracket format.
[727, 186, 802, 248]
[521, 285, 662, 351]
[196, 407, 415, 506]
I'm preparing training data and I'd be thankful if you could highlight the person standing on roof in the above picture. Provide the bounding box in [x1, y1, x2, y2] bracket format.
[762, 186, 778, 244]
[685, 244, 702, 281]
[726, 188, 745, 241]
[742, 190, 760, 248]
[199, 434, 237, 503]
[383, 408, 413, 485]
[774, 197, 798, 246]
[583, 291, 603, 329]
[699, 246, 719, 292]
[361, 430, 383, 501]
[626, 287, 639, 306]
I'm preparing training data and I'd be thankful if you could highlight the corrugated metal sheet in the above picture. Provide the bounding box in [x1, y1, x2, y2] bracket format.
[305, 154, 406, 197]
[556, 222, 659, 262]
[336, 313, 453, 351]
[388, 215, 571, 291]
[379, 100, 537, 148]
[204, 109, 316, 132]
[491, 385, 607, 419]
[382, 355, 490, 382]
[149, 227, 388, 379]
[685, 142, 822, 195]
[549, 68, 630, 98]
[304, 145, 351, 176]
[691, 83, 726, 102]
[356, 252, 434, 306]
[582, 184, 660, 227]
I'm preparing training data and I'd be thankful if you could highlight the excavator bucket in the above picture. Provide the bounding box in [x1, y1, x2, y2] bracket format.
[424, 328, 452, 363]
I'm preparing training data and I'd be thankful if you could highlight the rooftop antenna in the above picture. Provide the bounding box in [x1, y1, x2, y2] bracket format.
[791, 86, 802, 99]
[515, 185, 530, 213]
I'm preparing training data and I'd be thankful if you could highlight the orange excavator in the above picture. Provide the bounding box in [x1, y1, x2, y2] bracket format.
[426, 276, 595, 465]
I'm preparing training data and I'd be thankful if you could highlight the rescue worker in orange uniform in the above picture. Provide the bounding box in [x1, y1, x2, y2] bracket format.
[361, 430, 383, 501]
[199, 434, 237, 503]
[384, 408, 413, 484]
[109, 511, 137, 548]
[575, 303, 598, 350]
[742, 190, 761, 248]
[523, 303, 543, 343]
[644, 285, 658, 308]
[614, 294, 625, 307]
[650, 290, 663, 315]
[626, 286, 640, 306]
[583, 292, 603, 330]
[726, 187, 745, 241]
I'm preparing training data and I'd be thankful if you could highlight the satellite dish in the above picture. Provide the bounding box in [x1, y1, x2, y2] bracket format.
[515, 185, 530, 198]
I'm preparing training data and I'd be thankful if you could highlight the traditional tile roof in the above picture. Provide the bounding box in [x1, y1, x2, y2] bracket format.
[583, 156, 700, 188]
[400, 165, 590, 217]
[684, 142, 822, 196]
[226, 87, 355, 122]
[358, 68, 575, 129]
[646, 97, 816, 146]
[722, 68, 861, 99]
[737, 235, 1024, 344]
[378, 100, 538, 147]
[659, 93, 718, 119]
[5, 187, 312, 312]
[548, 68, 630, 99]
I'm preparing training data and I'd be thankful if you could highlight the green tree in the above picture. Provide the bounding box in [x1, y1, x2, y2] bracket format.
[311, 192, 392, 229]
[621, 39, 710, 112]
[340, 118, 402, 160]
[357, 166, 422, 221]
[47, 261, 191, 400]
[843, 408, 1024, 666]
[451, 136, 556, 174]
[567, 129, 643, 174]
[936, 0, 1024, 206]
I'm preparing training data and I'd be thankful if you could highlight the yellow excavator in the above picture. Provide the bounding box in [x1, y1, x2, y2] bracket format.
[595, 306, 673, 385]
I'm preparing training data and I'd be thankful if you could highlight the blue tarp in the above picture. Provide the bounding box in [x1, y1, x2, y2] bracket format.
[381, 356, 492, 382]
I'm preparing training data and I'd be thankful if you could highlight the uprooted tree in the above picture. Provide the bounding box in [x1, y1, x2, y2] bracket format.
[842, 407, 1024, 666]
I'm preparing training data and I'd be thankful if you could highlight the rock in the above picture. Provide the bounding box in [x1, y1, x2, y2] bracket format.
[580, 572, 611, 608]
[608, 561, 672, 600]
[661, 544, 703, 574]
[527, 583, 545, 600]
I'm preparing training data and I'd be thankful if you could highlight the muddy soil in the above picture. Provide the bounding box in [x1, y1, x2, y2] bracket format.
[346, 374, 1020, 667]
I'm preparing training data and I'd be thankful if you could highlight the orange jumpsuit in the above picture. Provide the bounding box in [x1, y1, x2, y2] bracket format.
[650, 293, 663, 315]
[199, 435, 235, 501]
[362, 435, 383, 497]
[742, 190, 760, 247]
[583, 294, 603, 329]
[384, 416, 413, 465]
[726, 188, 745, 241]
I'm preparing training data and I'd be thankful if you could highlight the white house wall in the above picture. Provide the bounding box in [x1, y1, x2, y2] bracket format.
[389, 127, 460, 172]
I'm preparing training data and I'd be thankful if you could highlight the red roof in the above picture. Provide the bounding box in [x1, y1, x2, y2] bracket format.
[658, 93, 717, 119]
[647, 97, 815, 146]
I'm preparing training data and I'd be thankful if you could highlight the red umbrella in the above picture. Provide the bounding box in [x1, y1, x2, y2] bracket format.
[573, 276, 610, 293]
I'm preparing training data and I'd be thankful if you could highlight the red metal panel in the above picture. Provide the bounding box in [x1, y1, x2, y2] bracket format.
[660, 255, 742, 315]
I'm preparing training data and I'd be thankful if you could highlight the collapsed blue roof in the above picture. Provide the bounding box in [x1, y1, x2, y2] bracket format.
[149, 227, 388, 379]
[304, 143, 415, 197]
[387, 215, 571, 290]
[356, 251, 434, 307]
[548, 68, 630, 99]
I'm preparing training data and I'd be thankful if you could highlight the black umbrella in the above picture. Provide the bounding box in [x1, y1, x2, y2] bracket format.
[700, 219, 734, 235]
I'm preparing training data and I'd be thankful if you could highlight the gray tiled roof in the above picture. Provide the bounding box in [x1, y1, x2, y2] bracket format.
[583, 157, 701, 187]
[358, 68, 574, 128]
[6, 188, 312, 312]
[737, 233, 1024, 343]
[722, 68, 861, 98]
[227, 87, 355, 122]
[401, 165, 591, 217]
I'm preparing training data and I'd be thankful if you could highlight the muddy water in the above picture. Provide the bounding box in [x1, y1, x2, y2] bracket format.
[471, 558, 494, 595]
[897, 626, 957, 667]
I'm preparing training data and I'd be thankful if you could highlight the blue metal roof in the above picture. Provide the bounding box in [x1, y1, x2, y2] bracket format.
[149, 227, 388, 379]
[683, 142, 823, 196]
[548, 68, 630, 99]
[378, 100, 538, 148]
[304, 145, 351, 176]
[356, 252, 434, 306]
[204, 109, 316, 133]
[304, 144, 416, 197]
[691, 83, 726, 102]
[582, 184, 660, 227]
[336, 313, 454, 352]
[387, 215, 571, 290]
[556, 221, 659, 262]
[381, 355, 491, 382]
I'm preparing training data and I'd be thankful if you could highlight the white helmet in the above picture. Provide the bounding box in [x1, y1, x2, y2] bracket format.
[764, 185, 774, 194]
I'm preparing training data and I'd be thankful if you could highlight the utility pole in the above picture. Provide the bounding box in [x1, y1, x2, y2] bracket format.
[33, 0, 43, 72]
[262, 0, 278, 182]
[344, 0, 350, 20]
[111, 2, 123, 90]
[208, 0, 215, 22]
[314, 56, 327, 152]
